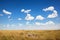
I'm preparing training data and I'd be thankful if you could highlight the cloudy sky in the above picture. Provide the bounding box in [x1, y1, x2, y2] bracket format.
[0, 0, 60, 30]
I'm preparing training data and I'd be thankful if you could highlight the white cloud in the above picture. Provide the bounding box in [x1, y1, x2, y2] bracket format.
[18, 18, 22, 20]
[45, 21, 55, 25]
[0, 14, 3, 16]
[35, 21, 55, 26]
[21, 9, 25, 12]
[47, 10, 58, 18]
[3, 9, 12, 15]
[43, 6, 54, 11]
[2, 9, 12, 20]
[43, 6, 58, 18]
[36, 15, 45, 20]
[21, 9, 31, 14]
[0, 23, 60, 30]
[25, 14, 34, 20]
[35, 22, 41, 25]
[35, 22, 45, 25]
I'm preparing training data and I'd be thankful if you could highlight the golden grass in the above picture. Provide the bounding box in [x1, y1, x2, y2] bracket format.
[0, 30, 60, 40]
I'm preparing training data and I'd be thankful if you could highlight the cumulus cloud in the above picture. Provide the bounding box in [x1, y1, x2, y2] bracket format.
[43, 6, 54, 11]
[45, 21, 55, 25]
[36, 15, 45, 20]
[47, 10, 58, 18]
[3, 9, 12, 15]
[21, 9, 31, 14]
[43, 6, 58, 18]
[35, 22, 41, 25]
[2, 9, 12, 20]
[35, 21, 55, 26]
[21, 9, 34, 21]
[0, 14, 3, 16]
[18, 18, 22, 20]
[21, 9, 25, 12]
[25, 14, 34, 20]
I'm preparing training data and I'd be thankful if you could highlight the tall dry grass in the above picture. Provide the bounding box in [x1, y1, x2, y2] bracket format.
[0, 30, 60, 40]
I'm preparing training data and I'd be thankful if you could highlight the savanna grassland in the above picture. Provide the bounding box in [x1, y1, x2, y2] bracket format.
[0, 30, 60, 40]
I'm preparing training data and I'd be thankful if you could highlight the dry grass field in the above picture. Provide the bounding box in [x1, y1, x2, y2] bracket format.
[0, 30, 60, 40]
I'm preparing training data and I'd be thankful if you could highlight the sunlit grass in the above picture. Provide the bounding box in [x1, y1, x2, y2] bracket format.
[0, 30, 60, 40]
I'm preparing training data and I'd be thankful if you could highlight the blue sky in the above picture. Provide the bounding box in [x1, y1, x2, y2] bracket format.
[0, 0, 60, 30]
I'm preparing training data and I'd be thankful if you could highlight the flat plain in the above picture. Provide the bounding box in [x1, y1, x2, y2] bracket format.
[0, 30, 60, 40]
